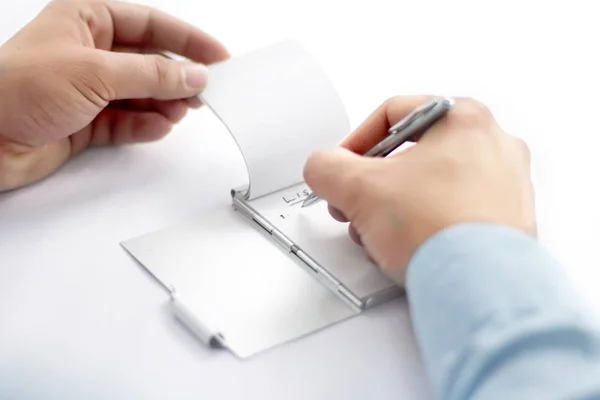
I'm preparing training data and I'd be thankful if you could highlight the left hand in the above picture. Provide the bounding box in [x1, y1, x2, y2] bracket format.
[0, 0, 229, 191]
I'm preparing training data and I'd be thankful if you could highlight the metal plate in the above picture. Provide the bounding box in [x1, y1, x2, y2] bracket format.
[121, 205, 358, 358]
[249, 183, 401, 305]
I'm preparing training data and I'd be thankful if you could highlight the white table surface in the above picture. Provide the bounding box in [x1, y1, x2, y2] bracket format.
[1, 0, 600, 398]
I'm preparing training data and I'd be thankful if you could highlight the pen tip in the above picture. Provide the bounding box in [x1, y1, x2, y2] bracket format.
[301, 193, 321, 208]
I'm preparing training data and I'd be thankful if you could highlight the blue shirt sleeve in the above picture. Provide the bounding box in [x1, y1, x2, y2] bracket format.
[406, 223, 600, 400]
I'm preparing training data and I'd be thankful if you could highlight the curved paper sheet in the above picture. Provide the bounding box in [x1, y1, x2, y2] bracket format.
[199, 40, 351, 200]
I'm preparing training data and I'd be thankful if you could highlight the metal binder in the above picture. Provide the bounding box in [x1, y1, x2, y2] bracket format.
[231, 188, 402, 310]
[120, 40, 402, 359]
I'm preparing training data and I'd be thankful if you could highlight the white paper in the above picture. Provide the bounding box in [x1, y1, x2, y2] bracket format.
[249, 184, 397, 302]
[200, 40, 350, 199]
[121, 205, 357, 358]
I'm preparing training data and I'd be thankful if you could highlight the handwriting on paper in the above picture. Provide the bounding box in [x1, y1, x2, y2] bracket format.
[249, 184, 314, 221]
[281, 189, 310, 207]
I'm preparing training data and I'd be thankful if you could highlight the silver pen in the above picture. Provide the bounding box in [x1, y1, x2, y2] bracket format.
[301, 97, 455, 208]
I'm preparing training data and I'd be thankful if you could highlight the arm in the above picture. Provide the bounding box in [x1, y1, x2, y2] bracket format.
[408, 223, 600, 400]
[303, 96, 599, 398]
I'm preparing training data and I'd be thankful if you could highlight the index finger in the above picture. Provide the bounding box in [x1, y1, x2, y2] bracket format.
[106, 1, 230, 64]
[341, 95, 430, 154]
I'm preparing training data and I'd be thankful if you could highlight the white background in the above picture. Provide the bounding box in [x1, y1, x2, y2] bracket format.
[1, 0, 599, 398]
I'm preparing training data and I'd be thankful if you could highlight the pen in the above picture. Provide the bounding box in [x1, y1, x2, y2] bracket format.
[301, 97, 455, 208]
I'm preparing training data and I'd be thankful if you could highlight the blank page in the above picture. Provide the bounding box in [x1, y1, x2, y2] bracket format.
[121, 205, 357, 358]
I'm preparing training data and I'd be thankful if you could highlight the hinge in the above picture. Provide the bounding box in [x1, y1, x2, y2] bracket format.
[291, 247, 363, 311]
[336, 285, 364, 311]
[231, 195, 364, 311]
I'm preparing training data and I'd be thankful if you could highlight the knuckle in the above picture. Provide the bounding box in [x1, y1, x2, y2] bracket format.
[513, 136, 531, 162]
[149, 55, 173, 88]
[68, 52, 114, 104]
[79, 0, 112, 40]
[460, 96, 491, 114]
[448, 97, 493, 128]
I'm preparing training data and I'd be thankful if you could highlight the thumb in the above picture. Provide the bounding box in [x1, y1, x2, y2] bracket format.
[303, 147, 376, 215]
[100, 52, 208, 101]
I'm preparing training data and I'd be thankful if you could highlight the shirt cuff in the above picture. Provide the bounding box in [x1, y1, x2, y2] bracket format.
[405, 222, 585, 394]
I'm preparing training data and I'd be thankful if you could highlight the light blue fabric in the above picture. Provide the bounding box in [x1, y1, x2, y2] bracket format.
[407, 223, 600, 400]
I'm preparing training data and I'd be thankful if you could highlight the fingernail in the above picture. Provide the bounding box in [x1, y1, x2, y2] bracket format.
[183, 64, 208, 90]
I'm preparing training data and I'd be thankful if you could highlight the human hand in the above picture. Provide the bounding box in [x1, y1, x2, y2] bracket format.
[0, 0, 229, 191]
[303, 96, 536, 285]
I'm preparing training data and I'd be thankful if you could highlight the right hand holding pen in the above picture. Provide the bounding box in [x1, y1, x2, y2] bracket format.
[303, 96, 536, 285]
